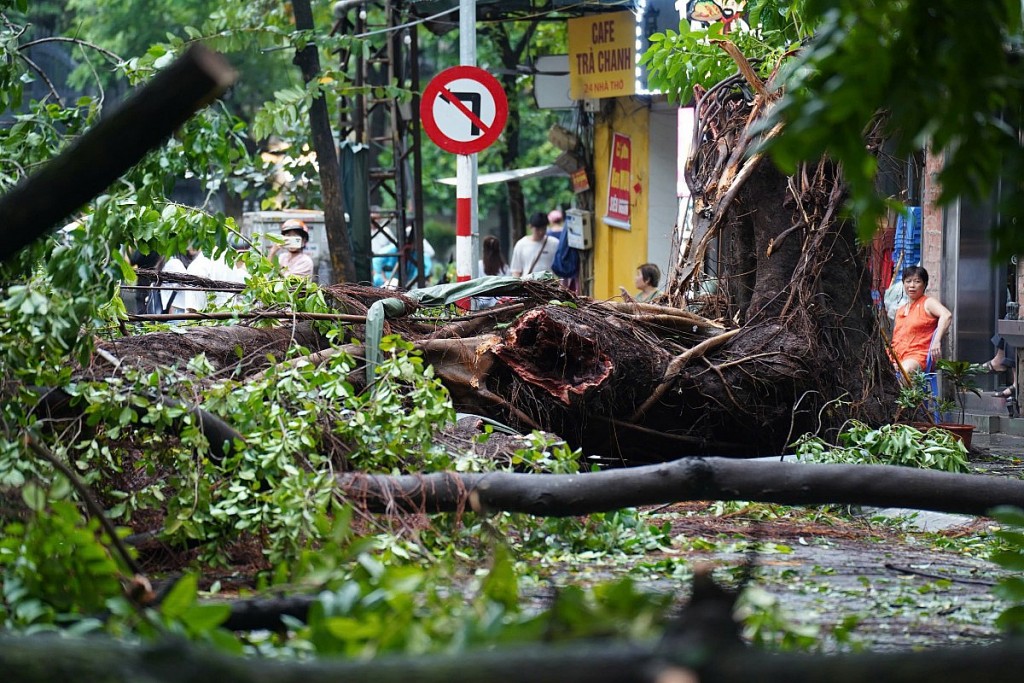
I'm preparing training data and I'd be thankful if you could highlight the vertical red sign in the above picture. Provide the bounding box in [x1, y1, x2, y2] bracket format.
[604, 132, 631, 229]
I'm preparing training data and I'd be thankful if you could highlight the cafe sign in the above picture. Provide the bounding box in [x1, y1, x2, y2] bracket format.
[567, 12, 636, 100]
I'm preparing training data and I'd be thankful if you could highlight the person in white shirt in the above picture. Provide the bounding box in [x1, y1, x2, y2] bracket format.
[207, 236, 251, 307]
[268, 218, 315, 278]
[159, 254, 188, 313]
[182, 248, 227, 312]
[510, 212, 559, 277]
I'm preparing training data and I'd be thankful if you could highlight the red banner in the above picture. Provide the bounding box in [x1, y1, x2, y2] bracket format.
[604, 132, 631, 229]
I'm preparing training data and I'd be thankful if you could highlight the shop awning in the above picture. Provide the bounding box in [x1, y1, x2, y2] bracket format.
[435, 164, 568, 186]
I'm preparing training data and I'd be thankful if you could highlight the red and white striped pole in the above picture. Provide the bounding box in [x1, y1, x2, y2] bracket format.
[456, 0, 478, 310]
[455, 154, 473, 285]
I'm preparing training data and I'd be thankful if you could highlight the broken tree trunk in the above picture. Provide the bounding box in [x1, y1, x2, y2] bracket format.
[413, 298, 763, 459]
[66, 269, 891, 461]
[335, 458, 1024, 518]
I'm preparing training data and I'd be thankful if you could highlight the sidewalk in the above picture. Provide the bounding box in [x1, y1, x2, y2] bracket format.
[969, 429, 1024, 456]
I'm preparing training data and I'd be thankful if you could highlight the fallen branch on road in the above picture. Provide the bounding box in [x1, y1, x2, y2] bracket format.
[4, 631, 1024, 683]
[337, 458, 1024, 518]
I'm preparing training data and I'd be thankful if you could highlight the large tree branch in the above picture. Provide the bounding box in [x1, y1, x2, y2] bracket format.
[3, 633, 1024, 683]
[0, 45, 236, 262]
[337, 458, 1024, 518]
[711, 40, 766, 97]
[20, 36, 123, 63]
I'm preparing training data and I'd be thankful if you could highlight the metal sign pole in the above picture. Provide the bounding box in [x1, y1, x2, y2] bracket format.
[457, 0, 478, 292]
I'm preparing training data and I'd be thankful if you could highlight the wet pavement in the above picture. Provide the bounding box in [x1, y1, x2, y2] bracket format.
[737, 437, 1023, 650]
[969, 431, 1024, 467]
[532, 434, 1024, 652]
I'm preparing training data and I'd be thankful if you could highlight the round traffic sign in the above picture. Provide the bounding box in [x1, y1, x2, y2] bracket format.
[420, 66, 508, 155]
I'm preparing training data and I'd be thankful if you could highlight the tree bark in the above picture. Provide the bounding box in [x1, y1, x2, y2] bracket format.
[336, 457, 1024, 518]
[292, 0, 357, 283]
[2, 634, 1024, 683]
[94, 323, 329, 380]
[661, 68, 895, 451]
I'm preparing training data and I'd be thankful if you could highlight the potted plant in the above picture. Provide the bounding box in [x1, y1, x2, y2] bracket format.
[895, 371, 939, 423]
[895, 361, 982, 448]
[935, 359, 984, 447]
[936, 360, 984, 421]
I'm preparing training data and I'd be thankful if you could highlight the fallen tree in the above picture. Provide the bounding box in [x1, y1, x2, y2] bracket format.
[51, 47, 900, 462]
[74, 271, 885, 461]
[2, 40, 904, 469]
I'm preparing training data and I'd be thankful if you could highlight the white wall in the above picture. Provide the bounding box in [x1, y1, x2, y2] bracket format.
[647, 103, 679, 279]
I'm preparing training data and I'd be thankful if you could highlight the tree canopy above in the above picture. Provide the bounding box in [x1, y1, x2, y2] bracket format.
[644, 0, 1024, 257]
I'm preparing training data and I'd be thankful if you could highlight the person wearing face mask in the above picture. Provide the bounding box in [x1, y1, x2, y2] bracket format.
[268, 218, 314, 278]
[890, 266, 953, 374]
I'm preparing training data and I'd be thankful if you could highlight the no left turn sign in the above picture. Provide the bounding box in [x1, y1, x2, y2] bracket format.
[420, 66, 508, 155]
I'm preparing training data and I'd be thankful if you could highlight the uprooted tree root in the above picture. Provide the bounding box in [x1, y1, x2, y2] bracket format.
[659, 62, 896, 451]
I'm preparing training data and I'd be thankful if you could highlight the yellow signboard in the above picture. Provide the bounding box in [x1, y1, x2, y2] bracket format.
[567, 11, 636, 100]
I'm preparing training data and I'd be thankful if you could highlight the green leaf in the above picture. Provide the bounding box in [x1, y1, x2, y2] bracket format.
[990, 506, 1024, 528]
[20, 482, 46, 512]
[481, 545, 519, 611]
[996, 604, 1024, 633]
[182, 603, 231, 634]
[991, 550, 1024, 572]
[161, 574, 199, 619]
[994, 577, 1024, 603]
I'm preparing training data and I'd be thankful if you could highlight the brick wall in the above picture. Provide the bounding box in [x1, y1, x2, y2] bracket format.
[920, 148, 946, 298]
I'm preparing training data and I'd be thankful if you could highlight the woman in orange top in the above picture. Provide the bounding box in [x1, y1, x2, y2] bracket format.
[891, 266, 953, 374]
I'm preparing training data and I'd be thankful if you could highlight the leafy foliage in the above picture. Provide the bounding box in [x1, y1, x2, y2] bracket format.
[894, 371, 951, 423]
[794, 420, 970, 473]
[0, 499, 126, 625]
[642, 0, 1024, 257]
[758, 0, 1024, 255]
[641, 12, 806, 104]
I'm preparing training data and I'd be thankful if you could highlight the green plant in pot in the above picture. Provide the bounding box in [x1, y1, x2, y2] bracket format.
[895, 361, 981, 447]
[936, 359, 984, 424]
[894, 372, 945, 423]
